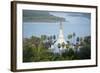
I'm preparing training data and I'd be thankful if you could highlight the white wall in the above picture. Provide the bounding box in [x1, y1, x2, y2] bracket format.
[0, 0, 99, 73]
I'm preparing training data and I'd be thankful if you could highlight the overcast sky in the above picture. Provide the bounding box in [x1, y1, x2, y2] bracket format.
[23, 10, 91, 39]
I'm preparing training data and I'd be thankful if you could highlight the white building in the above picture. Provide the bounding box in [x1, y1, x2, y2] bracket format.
[49, 22, 67, 53]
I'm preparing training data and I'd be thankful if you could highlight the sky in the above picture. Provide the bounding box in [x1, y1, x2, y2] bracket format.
[23, 10, 91, 40]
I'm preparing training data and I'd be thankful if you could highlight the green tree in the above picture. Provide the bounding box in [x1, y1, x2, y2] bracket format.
[41, 35, 47, 41]
[23, 45, 35, 62]
[72, 32, 76, 44]
[53, 35, 56, 40]
[77, 36, 91, 59]
[53, 35, 56, 43]
[67, 34, 72, 39]
[67, 34, 73, 44]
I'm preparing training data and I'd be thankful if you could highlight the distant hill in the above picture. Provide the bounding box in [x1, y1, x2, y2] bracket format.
[23, 10, 66, 23]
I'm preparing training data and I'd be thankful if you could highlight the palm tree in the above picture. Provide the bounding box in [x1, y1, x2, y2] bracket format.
[79, 37, 83, 45]
[50, 35, 52, 40]
[76, 37, 79, 43]
[73, 32, 75, 37]
[53, 35, 56, 40]
[41, 35, 47, 42]
[72, 32, 76, 44]
[67, 34, 72, 39]
[50, 35, 53, 45]
[67, 34, 73, 44]
[53, 35, 56, 44]
[66, 41, 70, 49]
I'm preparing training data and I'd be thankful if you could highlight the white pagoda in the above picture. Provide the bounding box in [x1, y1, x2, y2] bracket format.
[49, 22, 67, 53]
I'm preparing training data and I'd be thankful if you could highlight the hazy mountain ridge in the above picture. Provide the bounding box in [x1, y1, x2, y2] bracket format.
[23, 10, 66, 22]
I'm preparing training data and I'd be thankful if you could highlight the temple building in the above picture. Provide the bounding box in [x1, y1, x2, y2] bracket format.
[49, 22, 67, 54]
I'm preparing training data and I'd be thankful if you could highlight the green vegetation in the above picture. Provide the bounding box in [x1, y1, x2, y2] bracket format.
[23, 35, 91, 62]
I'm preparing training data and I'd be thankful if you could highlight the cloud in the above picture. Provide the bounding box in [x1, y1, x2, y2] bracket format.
[23, 10, 66, 23]
[66, 12, 91, 19]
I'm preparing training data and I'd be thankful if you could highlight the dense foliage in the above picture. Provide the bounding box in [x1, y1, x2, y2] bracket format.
[23, 35, 91, 62]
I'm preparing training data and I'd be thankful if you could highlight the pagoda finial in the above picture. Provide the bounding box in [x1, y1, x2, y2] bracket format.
[60, 21, 63, 30]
